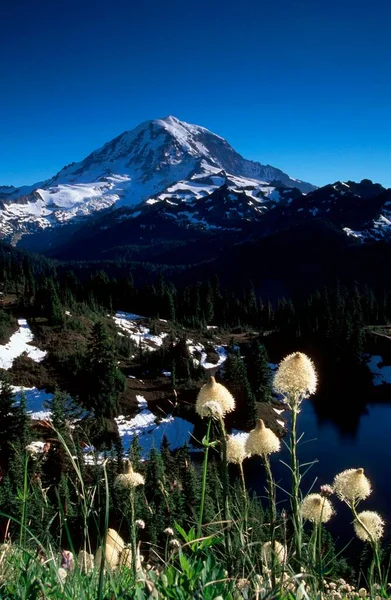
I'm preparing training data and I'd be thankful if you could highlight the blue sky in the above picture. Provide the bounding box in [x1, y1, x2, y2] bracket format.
[1, 0, 390, 187]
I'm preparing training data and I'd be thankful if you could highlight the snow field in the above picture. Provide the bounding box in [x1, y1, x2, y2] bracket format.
[0, 318, 47, 370]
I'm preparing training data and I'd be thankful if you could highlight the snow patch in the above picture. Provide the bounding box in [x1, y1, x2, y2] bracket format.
[115, 395, 194, 457]
[0, 319, 47, 370]
[12, 386, 53, 420]
[113, 312, 167, 350]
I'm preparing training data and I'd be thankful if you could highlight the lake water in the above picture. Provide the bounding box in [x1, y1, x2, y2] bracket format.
[245, 399, 391, 547]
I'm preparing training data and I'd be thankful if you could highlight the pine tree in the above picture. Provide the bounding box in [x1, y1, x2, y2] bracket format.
[0, 373, 25, 469]
[223, 352, 256, 429]
[250, 343, 272, 403]
[83, 321, 125, 419]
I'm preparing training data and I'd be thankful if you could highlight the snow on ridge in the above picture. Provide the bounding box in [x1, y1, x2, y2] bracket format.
[0, 318, 47, 370]
[113, 312, 168, 350]
[187, 340, 227, 370]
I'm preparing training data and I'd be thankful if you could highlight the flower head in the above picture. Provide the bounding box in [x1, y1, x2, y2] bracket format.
[273, 352, 317, 405]
[164, 527, 174, 536]
[115, 461, 145, 489]
[135, 519, 145, 529]
[320, 484, 334, 497]
[261, 541, 286, 566]
[300, 493, 334, 523]
[354, 511, 384, 542]
[58, 567, 67, 582]
[196, 377, 235, 418]
[226, 433, 250, 465]
[95, 544, 119, 569]
[106, 529, 125, 552]
[61, 550, 74, 571]
[197, 400, 224, 420]
[333, 468, 371, 504]
[245, 419, 280, 456]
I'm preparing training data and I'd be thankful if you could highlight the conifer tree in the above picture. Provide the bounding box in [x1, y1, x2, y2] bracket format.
[223, 352, 256, 428]
[250, 343, 272, 403]
[0, 373, 25, 469]
[83, 321, 125, 419]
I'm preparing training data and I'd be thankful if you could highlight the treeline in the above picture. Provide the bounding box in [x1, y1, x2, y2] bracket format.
[0, 241, 389, 376]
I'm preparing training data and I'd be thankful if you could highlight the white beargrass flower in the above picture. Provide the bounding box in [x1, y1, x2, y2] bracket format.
[245, 419, 280, 456]
[273, 352, 317, 406]
[261, 540, 287, 566]
[58, 567, 67, 582]
[115, 461, 145, 489]
[106, 528, 125, 552]
[95, 544, 119, 569]
[300, 493, 334, 523]
[226, 433, 250, 464]
[333, 468, 371, 504]
[196, 376, 235, 417]
[354, 511, 384, 542]
[197, 400, 224, 420]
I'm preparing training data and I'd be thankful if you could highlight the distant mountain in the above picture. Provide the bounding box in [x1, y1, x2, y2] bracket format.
[0, 116, 315, 242]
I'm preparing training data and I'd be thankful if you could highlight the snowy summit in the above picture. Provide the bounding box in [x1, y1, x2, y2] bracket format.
[0, 116, 314, 241]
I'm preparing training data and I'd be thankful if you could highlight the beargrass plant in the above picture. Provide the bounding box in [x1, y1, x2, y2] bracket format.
[2, 353, 391, 599]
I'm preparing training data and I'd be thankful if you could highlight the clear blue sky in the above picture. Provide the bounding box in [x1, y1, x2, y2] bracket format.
[1, 0, 390, 188]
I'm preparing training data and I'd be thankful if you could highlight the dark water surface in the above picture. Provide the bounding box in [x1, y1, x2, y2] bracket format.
[245, 399, 391, 546]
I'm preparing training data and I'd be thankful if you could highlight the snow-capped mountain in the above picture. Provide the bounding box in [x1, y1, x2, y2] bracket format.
[0, 116, 315, 241]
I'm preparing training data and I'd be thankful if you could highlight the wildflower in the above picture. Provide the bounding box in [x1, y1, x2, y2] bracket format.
[169, 539, 181, 549]
[61, 550, 74, 571]
[115, 461, 145, 489]
[300, 493, 334, 523]
[106, 528, 125, 552]
[58, 567, 67, 582]
[261, 540, 287, 566]
[196, 376, 235, 417]
[354, 511, 384, 542]
[320, 484, 334, 497]
[333, 468, 371, 504]
[358, 589, 367, 597]
[78, 550, 94, 574]
[197, 400, 224, 420]
[226, 433, 250, 464]
[135, 519, 145, 529]
[95, 544, 119, 569]
[245, 419, 280, 456]
[164, 527, 174, 536]
[273, 352, 317, 405]
[237, 578, 250, 591]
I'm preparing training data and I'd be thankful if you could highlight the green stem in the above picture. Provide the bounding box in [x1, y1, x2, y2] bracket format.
[290, 403, 302, 562]
[197, 418, 212, 538]
[263, 455, 277, 588]
[130, 488, 138, 577]
[19, 454, 29, 546]
[239, 461, 248, 534]
[219, 419, 232, 574]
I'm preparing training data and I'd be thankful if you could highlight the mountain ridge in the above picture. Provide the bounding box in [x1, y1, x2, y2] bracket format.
[0, 116, 315, 242]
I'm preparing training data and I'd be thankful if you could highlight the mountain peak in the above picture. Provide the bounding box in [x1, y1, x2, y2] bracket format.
[0, 116, 317, 241]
